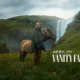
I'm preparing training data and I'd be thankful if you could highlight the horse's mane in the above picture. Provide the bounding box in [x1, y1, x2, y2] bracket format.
[47, 28, 55, 35]
[42, 28, 55, 36]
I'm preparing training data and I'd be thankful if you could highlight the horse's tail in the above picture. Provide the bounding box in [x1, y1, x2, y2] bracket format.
[20, 40, 25, 62]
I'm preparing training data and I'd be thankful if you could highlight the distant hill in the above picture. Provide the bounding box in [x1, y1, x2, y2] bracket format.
[0, 15, 59, 52]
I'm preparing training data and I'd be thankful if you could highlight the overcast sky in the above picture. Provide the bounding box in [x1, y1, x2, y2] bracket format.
[0, 0, 80, 19]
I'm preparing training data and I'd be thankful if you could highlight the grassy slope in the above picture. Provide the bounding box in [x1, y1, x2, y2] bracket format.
[0, 52, 80, 80]
[0, 15, 59, 39]
[0, 16, 80, 80]
[0, 24, 80, 80]
[0, 37, 80, 80]
[0, 15, 58, 52]
[0, 52, 55, 80]
[54, 21, 80, 54]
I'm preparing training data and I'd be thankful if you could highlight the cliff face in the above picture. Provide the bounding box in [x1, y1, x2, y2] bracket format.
[73, 11, 80, 21]
[67, 11, 80, 31]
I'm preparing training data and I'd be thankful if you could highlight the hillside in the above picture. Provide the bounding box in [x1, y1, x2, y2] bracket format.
[0, 12, 80, 80]
[54, 11, 80, 53]
[0, 15, 59, 52]
[50, 11, 80, 79]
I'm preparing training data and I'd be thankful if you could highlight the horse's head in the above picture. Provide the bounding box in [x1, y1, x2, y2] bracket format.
[42, 28, 56, 41]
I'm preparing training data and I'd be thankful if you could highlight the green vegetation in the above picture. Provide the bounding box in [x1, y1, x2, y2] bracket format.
[0, 21, 80, 79]
[54, 15, 80, 54]
[0, 42, 9, 53]
[0, 15, 58, 52]
[0, 52, 80, 80]
[0, 12, 80, 80]
[54, 28, 80, 53]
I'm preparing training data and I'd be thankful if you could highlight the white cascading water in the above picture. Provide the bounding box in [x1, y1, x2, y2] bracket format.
[56, 18, 73, 42]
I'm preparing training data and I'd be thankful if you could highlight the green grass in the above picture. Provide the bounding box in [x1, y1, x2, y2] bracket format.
[0, 24, 80, 80]
[0, 14, 80, 80]
[0, 52, 80, 80]
[54, 26, 80, 54]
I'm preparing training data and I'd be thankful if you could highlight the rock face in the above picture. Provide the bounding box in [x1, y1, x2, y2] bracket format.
[74, 11, 80, 21]
[66, 11, 80, 31]
[0, 42, 9, 53]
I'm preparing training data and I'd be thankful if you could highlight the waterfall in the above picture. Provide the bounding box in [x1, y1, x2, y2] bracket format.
[56, 20, 61, 41]
[56, 18, 73, 42]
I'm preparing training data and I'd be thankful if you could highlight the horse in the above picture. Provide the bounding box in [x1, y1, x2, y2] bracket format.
[20, 28, 56, 61]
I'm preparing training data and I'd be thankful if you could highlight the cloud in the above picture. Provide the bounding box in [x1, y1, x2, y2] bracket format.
[27, 8, 80, 19]
[0, 0, 80, 19]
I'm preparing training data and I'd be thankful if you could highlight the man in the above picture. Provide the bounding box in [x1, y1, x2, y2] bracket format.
[32, 22, 45, 65]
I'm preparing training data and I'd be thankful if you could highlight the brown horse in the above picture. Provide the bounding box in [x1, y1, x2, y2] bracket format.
[20, 28, 56, 61]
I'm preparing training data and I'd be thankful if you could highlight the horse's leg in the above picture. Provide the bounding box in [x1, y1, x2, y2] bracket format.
[20, 50, 22, 61]
[20, 50, 24, 62]
[23, 51, 27, 61]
